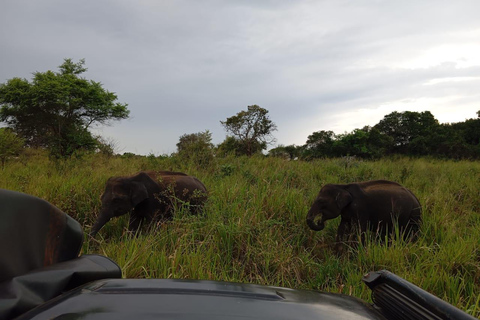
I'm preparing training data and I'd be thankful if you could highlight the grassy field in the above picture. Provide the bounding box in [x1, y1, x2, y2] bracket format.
[1, 151, 479, 317]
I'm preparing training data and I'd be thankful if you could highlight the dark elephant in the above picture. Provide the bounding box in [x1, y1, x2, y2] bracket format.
[306, 180, 421, 249]
[90, 171, 207, 237]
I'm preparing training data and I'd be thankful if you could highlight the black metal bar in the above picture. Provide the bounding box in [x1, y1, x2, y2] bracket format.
[363, 270, 477, 320]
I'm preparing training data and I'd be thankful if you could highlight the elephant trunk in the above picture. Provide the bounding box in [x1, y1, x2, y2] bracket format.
[306, 207, 325, 231]
[306, 217, 325, 231]
[90, 210, 113, 237]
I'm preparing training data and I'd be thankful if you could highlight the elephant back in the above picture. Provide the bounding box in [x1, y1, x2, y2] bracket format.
[157, 170, 188, 176]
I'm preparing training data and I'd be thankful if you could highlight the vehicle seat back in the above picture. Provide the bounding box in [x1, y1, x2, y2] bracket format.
[0, 188, 121, 319]
[0, 188, 82, 283]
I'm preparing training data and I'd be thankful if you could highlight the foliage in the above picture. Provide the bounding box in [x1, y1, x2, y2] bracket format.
[304, 130, 337, 159]
[0, 58, 129, 158]
[217, 136, 267, 157]
[121, 152, 140, 159]
[374, 111, 439, 153]
[216, 136, 242, 157]
[302, 127, 392, 159]
[268, 144, 302, 160]
[176, 130, 214, 166]
[220, 105, 277, 156]
[336, 127, 394, 159]
[95, 136, 119, 157]
[302, 111, 480, 160]
[1, 154, 479, 317]
[0, 128, 24, 168]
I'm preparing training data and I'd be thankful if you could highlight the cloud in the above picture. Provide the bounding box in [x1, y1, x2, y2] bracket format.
[1, 0, 480, 154]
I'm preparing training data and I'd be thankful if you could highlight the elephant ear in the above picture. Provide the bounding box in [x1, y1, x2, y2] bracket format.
[130, 182, 149, 206]
[335, 188, 353, 210]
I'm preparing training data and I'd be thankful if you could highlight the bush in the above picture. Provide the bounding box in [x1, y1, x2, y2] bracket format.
[0, 128, 24, 168]
[176, 130, 215, 166]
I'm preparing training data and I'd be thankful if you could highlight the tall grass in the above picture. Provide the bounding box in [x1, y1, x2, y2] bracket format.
[1, 152, 479, 317]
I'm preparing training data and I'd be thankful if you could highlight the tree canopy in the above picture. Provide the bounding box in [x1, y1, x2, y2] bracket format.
[176, 130, 214, 165]
[220, 105, 277, 156]
[373, 111, 439, 153]
[0, 58, 129, 157]
[293, 110, 480, 160]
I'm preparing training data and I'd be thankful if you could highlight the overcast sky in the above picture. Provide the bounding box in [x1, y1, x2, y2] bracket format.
[1, 1, 479, 155]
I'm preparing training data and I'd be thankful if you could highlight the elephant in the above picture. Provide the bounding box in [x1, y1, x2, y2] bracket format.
[306, 180, 421, 250]
[90, 171, 208, 237]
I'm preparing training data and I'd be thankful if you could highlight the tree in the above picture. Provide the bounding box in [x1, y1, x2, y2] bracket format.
[0, 59, 129, 157]
[268, 145, 289, 159]
[220, 105, 277, 156]
[216, 136, 242, 157]
[304, 130, 336, 158]
[335, 129, 371, 158]
[95, 136, 119, 157]
[176, 130, 214, 165]
[329, 127, 389, 159]
[0, 128, 24, 168]
[444, 117, 480, 158]
[268, 144, 302, 160]
[374, 111, 439, 154]
[365, 126, 394, 158]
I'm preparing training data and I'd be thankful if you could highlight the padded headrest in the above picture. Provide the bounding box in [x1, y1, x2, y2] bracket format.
[0, 188, 83, 282]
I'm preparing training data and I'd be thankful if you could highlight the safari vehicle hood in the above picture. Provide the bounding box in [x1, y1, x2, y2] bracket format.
[17, 271, 477, 320]
[17, 278, 385, 320]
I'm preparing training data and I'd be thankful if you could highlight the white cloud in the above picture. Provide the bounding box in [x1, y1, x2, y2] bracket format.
[397, 43, 480, 69]
[329, 96, 479, 134]
[1, 0, 480, 154]
[423, 76, 480, 86]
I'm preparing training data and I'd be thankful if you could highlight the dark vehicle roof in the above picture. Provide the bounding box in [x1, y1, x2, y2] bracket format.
[19, 279, 386, 320]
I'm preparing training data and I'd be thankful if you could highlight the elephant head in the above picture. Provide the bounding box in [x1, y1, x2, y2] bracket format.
[90, 175, 150, 237]
[306, 184, 353, 231]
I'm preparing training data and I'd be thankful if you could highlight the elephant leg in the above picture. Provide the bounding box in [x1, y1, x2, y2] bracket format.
[128, 214, 144, 233]
[335, 218, 349, 243]
[404, 218, 421, 242]
[357, 219, 369, 244]
[335, 217, 351, 254]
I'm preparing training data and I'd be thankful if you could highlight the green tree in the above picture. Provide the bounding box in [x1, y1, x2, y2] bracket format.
[0, 128, 24, 168]
[365, 126, 394, 158]
[303, 130, 336, 158]
[374, 111, 439, 154]
[335, 129, 371, 158]
[334, 126, 394, 159]
[95, 136, 118, 157]
[0, 58, 129, 158]
[444, 116, 480, 158]
[268, 145, 289, 159]
[284, 144, 302, 160]
[268, 144, 302, 160]
[216, 136, 242, 157]
[220, 105, 277, 156]
[176, 130, 214, 165]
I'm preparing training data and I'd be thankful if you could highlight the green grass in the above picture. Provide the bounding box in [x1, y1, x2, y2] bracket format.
[2, 152, 479, 317]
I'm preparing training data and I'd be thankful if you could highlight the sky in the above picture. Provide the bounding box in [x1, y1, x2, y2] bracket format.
[1, 0, 480, 155]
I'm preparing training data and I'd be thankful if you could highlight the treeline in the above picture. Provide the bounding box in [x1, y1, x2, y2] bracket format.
[269, 110, 480, 160]
[1, 59, 479, 162]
